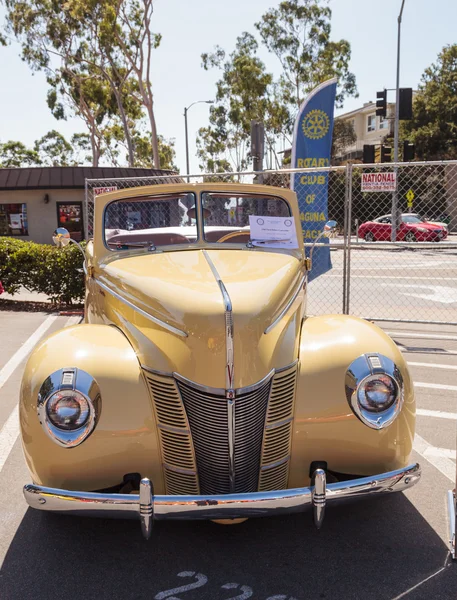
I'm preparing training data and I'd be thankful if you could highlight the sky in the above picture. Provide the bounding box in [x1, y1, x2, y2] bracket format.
[1, 0, 457, 174]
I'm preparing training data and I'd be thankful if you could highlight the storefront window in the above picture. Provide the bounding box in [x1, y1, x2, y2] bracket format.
[57, 202, 84, 241]
[0, 203, 28, 236]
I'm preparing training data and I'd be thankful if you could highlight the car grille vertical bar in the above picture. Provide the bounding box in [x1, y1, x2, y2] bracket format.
[178, 377, 272, 494]
[259, 363, 298, 491]
[143, 372, 199, 495]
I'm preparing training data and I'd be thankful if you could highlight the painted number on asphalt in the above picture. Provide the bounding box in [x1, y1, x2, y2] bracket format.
[154, 572, 298, 599]
[155, 571, 208, 599]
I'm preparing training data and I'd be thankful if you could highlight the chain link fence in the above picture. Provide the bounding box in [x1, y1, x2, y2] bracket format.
[85, 160, 457, 325]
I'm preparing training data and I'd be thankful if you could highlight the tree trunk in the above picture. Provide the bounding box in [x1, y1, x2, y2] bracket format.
[147, 100, 160, 169]
[113, 88, 135, 166]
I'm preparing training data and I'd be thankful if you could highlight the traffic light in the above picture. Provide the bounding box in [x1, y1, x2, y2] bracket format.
[381, 144, 392, 163]
[363, 144, 375, 164]
[376, 89, 387, 117]
[403, 140, 415, 161]
[399, 88, 413, 120]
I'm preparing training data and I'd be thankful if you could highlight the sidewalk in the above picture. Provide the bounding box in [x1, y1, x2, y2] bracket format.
[1, 287, 50, 303]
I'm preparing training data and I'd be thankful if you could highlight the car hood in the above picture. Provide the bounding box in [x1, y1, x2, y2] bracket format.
[98, 249, 304, 389]
[408, 222, 442, 230]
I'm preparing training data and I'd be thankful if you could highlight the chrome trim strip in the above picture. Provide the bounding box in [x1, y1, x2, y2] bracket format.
[265, 417, 293, 431]
[275, 359, 299, 374]
[260, 455, 291, 471]
[173, 372, 226, 396]
[227, 398, 236, 492]
[264, 275, 306, 335]
[157, 423, 190, 435]
[163, 463, 197, 476]
[236, 370, 275, 396]
[23, 463, 421, 538]
[202, 250, 234, 393]
[142, 364, 295, 397]
[95, 277, 188, 338]
[141, 365, 173, 378]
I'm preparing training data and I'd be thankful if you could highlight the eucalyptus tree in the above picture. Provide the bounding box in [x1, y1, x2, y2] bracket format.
[255, 0, 358, 124]
[197, 32, 288, 173]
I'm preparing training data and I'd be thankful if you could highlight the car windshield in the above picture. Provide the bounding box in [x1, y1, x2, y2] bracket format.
[201, 192, 291, 243]
[104, 193, 198, 249]
[402, 215, 423, 224]
[104, 191, 293, 249]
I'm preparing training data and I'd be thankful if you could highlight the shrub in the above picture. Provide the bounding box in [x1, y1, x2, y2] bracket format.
[0, 237, 85, 304]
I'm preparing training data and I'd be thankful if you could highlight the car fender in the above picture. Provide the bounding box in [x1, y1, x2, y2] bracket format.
[288, 315, 415, 487]
[20, 324, 165, 492]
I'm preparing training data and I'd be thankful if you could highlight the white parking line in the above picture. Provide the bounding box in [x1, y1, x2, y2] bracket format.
[387, 331, 457, 341]
[417, 409, 457, 420]
[415, 382, 457, 392]
[413, 434, 455, 481]
[0, 406, 18, 472]
[408, 361, 457, 370]
[421, 446, 456, 460]
[0, 314, 58, 391]
[0, 315, 72, 474]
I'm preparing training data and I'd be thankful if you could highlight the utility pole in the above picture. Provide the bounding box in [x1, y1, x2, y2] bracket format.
[184, 100, 214, 182]
[391, 0, 406, 241]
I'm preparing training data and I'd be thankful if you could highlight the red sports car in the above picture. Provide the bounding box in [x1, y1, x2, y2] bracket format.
[358, 214, 448, 242]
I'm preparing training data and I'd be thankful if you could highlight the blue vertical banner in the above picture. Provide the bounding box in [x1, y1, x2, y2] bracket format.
[291, 78, 337, 282]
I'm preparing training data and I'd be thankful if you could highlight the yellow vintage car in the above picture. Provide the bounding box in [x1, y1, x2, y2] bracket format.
[20, 183, 420, 539]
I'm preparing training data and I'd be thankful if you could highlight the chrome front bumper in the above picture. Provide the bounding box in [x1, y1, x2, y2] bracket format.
[24, 463, 421, 539]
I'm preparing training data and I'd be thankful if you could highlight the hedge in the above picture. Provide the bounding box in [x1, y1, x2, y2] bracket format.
[0, 237, 85, 305]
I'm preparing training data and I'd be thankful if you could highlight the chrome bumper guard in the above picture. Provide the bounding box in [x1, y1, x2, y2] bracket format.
[447, 489, 456, 560]
[24, 463, 421, 540]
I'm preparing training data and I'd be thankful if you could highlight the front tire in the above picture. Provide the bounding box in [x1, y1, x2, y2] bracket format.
[364, 231, 375, 242]
[405, 231, 416, 242]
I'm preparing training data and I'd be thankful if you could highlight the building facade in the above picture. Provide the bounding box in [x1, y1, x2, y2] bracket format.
[334, 101, 395, 163]
[0, 167, 176, 244]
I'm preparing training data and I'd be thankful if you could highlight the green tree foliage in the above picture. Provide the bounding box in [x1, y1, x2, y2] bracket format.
[34, 130, 74, 166]
[197, 0, 357, 173]
[255, 0, 357, 116]
[403, 45, 457, 160]
[197, 32, 288, 173]
[3, 0, 162, 167]
[133, 134, 177, 170]
[0, 141, 41, 167]
[331, 119, 357, 162]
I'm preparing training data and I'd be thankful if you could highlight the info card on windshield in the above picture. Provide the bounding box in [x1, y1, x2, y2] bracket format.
[249, 216, 299, 249]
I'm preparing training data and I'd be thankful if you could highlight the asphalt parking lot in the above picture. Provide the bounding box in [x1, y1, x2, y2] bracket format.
[1, 310, 457, 600]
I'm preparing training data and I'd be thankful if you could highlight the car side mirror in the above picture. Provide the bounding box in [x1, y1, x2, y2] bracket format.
[53, 228, 71, 248]
[307, 221, 338, 271]
[323, 220, 337, 238]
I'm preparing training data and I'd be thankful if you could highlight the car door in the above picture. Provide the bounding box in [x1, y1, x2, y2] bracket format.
[374, 217, 392, 241]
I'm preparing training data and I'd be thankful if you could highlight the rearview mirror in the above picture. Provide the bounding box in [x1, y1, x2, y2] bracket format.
[53, 228, 71, 248]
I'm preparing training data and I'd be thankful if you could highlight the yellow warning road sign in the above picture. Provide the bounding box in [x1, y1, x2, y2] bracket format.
[406, 189, 414, 202]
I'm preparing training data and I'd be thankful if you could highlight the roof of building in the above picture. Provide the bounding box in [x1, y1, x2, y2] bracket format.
[0, 166, 180, 191]
[335, 101, 396, 121]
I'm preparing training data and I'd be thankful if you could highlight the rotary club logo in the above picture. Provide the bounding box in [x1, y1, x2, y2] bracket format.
[302, 109, 330, 140]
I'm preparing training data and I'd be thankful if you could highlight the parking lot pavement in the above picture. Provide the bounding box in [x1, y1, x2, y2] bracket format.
[1, 313, 457, 599]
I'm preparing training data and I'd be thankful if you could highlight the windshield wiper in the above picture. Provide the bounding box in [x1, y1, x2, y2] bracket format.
[113, 241, 156, 251]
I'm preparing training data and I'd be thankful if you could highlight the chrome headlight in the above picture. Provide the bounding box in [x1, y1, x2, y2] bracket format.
[37, 368, 101, 447]
[345, 354, 403, 429]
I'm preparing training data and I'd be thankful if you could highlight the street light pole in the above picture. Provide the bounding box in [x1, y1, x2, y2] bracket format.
[184, 100, 214, 182]
[391, 0, 406, 241]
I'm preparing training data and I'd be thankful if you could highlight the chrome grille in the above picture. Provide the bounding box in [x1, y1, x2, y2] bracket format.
[178, 378, 271, 494]
[144, 372, 199, 495]
[259, 364, 298, 491]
